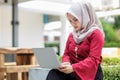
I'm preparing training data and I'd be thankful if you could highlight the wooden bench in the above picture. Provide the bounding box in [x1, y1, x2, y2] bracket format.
[0, 65, 39, 80]
[0, 48, 39, 80]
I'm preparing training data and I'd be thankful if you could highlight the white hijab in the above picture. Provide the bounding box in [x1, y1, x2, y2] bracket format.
[67, 2, 105, 44]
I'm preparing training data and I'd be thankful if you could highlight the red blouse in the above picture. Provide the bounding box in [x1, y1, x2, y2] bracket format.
[62, 29, 104, 80]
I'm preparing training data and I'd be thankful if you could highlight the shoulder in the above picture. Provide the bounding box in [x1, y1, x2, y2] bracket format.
[90, 29, 103, 38]
[88, 29, 104, 42]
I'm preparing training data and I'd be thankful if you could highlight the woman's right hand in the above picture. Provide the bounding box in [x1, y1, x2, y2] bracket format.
[58, 62, 74, 74]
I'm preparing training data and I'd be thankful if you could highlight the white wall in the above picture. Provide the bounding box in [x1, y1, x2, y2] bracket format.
[102, 48, 120, 57]
[0, 6, 12, 47]
[0, 5, 44, 48]
[19, 9, 44, 48]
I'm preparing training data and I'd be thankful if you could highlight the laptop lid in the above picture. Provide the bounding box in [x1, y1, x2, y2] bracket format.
[32, 48, 60, 69]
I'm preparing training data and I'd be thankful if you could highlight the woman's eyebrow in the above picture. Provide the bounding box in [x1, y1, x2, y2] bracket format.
[69, 17, 76, 21]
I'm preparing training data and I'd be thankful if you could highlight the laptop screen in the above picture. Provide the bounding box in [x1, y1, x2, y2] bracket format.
[32, 48, 60, 69]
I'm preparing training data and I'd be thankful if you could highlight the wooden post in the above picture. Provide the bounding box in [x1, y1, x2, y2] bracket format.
[16, 48, 35, 80]
[0, 54, 5, 80]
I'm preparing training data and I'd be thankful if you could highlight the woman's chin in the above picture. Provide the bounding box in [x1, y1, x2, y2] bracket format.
[75, 29, 80, 32]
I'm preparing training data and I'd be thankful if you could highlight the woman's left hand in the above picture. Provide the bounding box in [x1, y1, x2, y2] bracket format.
[58, 62, 74, 74]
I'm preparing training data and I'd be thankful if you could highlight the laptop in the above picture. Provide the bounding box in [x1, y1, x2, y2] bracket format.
[32, 47, 61, 69]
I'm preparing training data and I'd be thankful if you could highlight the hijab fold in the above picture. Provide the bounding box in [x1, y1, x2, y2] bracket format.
[67, 2, 105, 44]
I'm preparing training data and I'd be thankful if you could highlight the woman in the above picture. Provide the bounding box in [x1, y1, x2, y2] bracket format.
[46, 1, 104, 80]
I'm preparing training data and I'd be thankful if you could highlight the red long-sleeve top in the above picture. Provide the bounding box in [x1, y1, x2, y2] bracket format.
[62, 29, 104, 80]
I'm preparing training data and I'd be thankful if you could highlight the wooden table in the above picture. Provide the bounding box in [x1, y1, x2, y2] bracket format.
[0, 48, 39, 80]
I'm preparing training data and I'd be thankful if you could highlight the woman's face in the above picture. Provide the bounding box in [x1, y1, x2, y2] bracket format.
[67, 13, 82, 31]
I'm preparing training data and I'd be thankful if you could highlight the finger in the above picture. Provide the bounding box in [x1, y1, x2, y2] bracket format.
[59, 64, 68, 69]
[59, 68, 67, 73]
[61, 62, 70, 65]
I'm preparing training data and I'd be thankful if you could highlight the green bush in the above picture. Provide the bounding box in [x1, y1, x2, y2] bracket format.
[104, 41, 120, 47]
[58, 55, 62, 62]
[102, 57, 120, 80]
[102, 65, 120, 80]
[102, 57, 120, 66]
[114, 15, 120, 29]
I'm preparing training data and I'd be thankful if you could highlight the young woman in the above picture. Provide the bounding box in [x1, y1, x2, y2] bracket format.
[46, 1, 104, 80]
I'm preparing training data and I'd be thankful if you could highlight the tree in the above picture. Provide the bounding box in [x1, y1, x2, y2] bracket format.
[114, 15, 120, 29]
[100, 18, 120, 47]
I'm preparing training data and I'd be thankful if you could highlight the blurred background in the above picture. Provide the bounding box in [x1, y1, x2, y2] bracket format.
[0, 0, 120, 79]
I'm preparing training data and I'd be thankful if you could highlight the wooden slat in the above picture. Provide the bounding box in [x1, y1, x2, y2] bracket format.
[4, 62, 16, 66]
[0, 54, 4, 66]
[18, 72, 22, 80]
[0, 47, 37, 80]
[0, 73, 4, 80]
[0, 48, 34, 54]
[30, 55, 37, 65]
[16, 54, 34, 65]
[16, 48, 33, 54]
[7, 73, 18, 80]
[0, 65, 39, 73]
[0, 48, 17, 54]
[22, 72, 28, 80]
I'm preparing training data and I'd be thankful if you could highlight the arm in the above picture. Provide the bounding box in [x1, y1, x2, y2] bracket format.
[58, 33, 74, 74]
[72, 30, 104, 79]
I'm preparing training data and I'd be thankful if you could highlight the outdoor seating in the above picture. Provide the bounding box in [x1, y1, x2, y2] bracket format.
[0, 48, 39, 80]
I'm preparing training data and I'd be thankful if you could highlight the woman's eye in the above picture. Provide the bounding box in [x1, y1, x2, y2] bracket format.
[74, 18, 78, 22]
[69, 20, 72, 23]
[68, 18, 78, 23]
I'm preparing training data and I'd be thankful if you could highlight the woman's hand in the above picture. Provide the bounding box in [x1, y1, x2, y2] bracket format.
[58, 62, 74, 74]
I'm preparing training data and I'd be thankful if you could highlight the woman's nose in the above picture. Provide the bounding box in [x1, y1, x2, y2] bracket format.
[72, 22, 76, 26]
